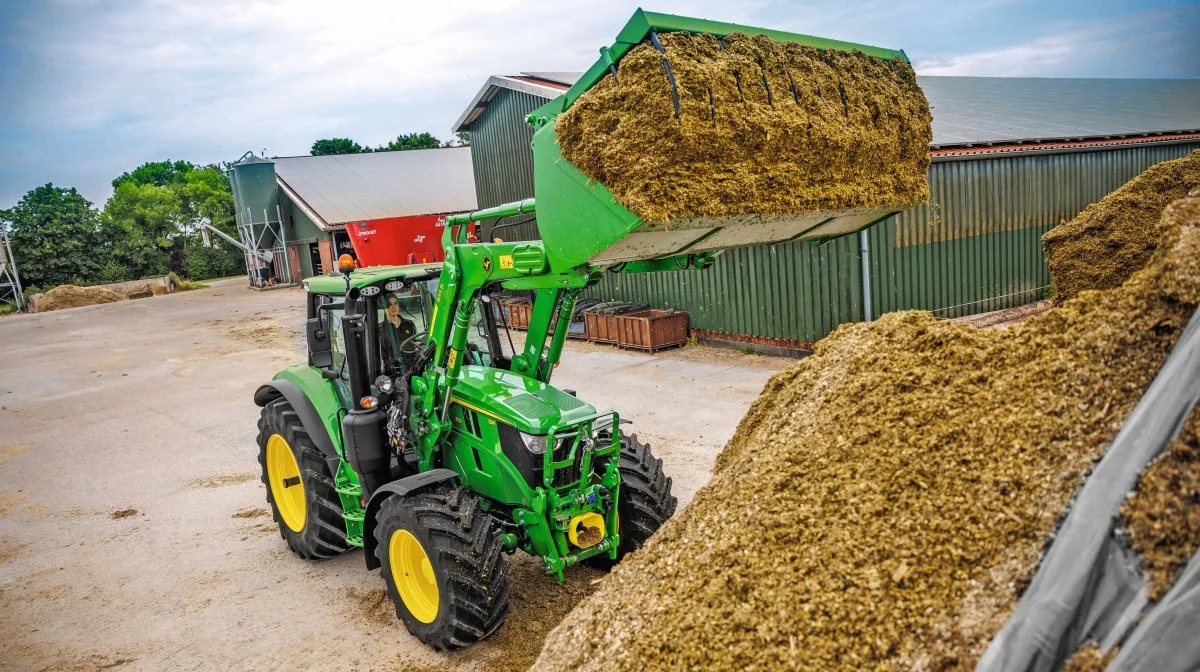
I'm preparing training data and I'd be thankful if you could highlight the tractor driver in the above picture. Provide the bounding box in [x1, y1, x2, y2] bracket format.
[379, 293, 417, 375]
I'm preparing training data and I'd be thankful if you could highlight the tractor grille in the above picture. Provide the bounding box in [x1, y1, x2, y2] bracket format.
[550, 436, 582, 488]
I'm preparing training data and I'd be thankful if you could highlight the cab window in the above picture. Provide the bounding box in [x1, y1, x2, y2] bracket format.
[377, 287, 427, 375]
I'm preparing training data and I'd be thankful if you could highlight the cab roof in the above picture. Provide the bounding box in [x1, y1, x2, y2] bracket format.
[302, 263, 442, 295]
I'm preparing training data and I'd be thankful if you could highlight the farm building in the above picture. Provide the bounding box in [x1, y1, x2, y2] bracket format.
[453, 73, 1200, 352]
[228, 146, 477, 284]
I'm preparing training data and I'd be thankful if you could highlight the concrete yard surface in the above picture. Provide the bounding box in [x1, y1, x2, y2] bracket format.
[0, 281, 787, 671]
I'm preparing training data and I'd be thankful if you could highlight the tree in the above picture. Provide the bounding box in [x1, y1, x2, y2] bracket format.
[112, 160, 195, 189]
[101, 161, 242, 281]
[181, 166, 243, 279]
[311, 138, 366, 156]
[0, 184, 105, 291]
[452, 131, 471, 147]
[101, 181, 184, 279]
[377, 132, 441, 152]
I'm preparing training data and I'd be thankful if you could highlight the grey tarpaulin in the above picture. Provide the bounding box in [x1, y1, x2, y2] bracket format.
[976, 307, 1200, 672]
[1107, 550, 1200, 670]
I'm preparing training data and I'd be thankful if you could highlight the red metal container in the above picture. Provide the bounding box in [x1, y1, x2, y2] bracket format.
[346, 214, 456, 267]
[586, 310, 688, 352]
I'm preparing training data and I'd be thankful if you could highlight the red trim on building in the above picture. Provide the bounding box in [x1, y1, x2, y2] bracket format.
[930, 132, 1200, 158]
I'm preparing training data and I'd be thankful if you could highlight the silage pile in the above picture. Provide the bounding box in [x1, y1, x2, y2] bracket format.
[1122, 400, 1200, 602]
[1043, 150, 1200, 300]
[532, 159, 1200, 670]
[556, 31, 932, 224]
[36, 284, 125, 312]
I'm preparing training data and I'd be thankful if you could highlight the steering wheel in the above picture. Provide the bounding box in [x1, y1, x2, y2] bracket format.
[399, 331, 425, 358]
[387, 331, 425, 375]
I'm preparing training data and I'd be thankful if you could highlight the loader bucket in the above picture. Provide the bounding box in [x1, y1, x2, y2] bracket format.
[524, 9, 931, 274]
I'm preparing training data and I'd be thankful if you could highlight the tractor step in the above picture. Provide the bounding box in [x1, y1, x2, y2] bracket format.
[335, 483, 363, 497]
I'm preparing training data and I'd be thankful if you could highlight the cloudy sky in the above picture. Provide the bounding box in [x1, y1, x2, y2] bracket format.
[1, 0, 1197, 210]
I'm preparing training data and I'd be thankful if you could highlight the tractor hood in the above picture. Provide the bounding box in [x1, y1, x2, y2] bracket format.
[449, 365, 598, 435]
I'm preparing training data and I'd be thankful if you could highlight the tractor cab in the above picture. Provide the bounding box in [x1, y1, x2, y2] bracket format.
[302, 263, 515, 410]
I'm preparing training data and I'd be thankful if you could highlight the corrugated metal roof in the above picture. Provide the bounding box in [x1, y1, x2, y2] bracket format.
[921, 77, 1200, 147]
[272, 147, 478, 226]
[453, 70, 1200, 146]
[519, 72, 582, 87]
[452, 75, 575, 132]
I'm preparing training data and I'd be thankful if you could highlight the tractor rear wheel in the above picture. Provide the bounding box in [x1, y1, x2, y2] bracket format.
[374, 486, 509, 650]
[589, 432, 677, 569]
[256, 398, 349, 559]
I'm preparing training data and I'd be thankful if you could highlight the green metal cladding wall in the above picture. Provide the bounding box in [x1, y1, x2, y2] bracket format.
[588, 141, 1200, 343]
[467, 88, 545, 242]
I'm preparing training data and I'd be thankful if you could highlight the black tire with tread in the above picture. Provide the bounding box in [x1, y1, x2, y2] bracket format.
[588, 431, 677, 569]
[256, 398, 349, 559]
[374, 486, 509, 650]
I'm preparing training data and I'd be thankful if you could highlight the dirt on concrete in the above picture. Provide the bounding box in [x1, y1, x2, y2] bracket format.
[187, 472, 258, 489]
[108, 509, 138, 520]
[556, 31, 931, 224]
[1044, 149, 1200, 300]
[35, 285, 125, 312]
[230, 507, 268, 519]
[532, 166, 1199, 669]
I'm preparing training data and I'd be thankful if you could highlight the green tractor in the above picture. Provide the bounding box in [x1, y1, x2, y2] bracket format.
[252, 10, 912, 649]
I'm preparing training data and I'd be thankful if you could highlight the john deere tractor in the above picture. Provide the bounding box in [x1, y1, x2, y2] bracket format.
[252, 9, 913, 649]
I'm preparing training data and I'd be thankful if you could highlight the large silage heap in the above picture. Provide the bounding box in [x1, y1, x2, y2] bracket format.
[531, 153, 1200, 671]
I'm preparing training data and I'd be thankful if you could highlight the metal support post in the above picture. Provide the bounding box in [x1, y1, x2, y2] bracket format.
[859, 229, 873, 322]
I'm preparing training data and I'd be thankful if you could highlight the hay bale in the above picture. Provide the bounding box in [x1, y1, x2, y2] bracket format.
[35, 285, 125, 312]
[556, 31, 932, 224]
[1044, 150, 1200, 300]
[532, 162, 1199, 670]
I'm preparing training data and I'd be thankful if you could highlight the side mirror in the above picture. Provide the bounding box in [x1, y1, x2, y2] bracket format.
[307, 317, 332, 368]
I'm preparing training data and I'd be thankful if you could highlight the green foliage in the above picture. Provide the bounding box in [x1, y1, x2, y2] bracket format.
[311, 138, 366, 156]
[100, 161, 240, 281]
[311, 132, 461, 155]
[378, 132, 442, 152]
[112, 160, 196, 189]
[0, 184, 106, 289]
[183, 241, 244, 280]
[101, 181, 183, 278]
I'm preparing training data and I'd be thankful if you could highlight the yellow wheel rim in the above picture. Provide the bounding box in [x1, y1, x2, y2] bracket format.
[389, 529, 439, 624]
[266, 434, 306, 533]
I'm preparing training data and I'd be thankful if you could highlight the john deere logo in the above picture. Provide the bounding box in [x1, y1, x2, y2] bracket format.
[482, 257, 493, 272]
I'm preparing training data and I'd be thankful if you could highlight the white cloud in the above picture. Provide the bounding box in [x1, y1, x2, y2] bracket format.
[915, 36, 1080, 77]
[913, 5, 1199, 78]
[0, 0, 1195, 208]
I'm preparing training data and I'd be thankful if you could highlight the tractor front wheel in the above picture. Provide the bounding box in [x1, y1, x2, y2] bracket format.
[256, 397, 349, 559]
[374, 486, 509, 650]
[590, 432, 677, 569]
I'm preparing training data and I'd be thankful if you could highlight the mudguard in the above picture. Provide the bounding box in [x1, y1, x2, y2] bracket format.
[362, 468, 460, 570]
[254, 378, 342, 476]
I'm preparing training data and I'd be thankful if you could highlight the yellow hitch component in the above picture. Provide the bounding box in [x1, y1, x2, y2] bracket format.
[568, 512, 606, 548]
[265, 434, 306, 533]
[389, 529, 440, 624]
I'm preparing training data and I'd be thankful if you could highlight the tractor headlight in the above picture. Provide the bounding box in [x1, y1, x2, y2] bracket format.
[374, 375, 394, 395]
[518, 431, 548, 455]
